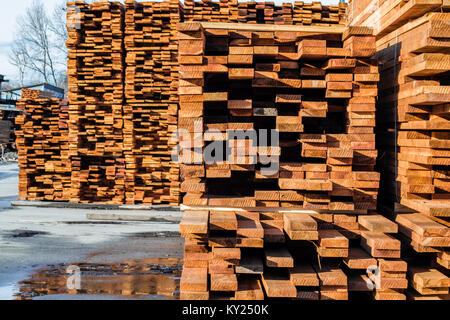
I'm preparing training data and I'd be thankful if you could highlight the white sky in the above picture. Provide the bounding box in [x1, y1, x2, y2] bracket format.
[0, 0, 342, 84]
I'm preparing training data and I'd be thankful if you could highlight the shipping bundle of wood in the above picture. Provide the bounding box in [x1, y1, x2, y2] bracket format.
[374, 11, 450, 218]
[177, 22, 380, 211]
[182, 0, 347, 26]
[183, 0, 239, 23]
[66, 1, 126, 204]
[292, 1, 347, 25]
[347, 1, 450, 300]
[16, 91, 71, 201]
[21, 88, 55, 99]
[179, 210, 411, 300]
[392, 210, 450, 299]
[347, 0, 450, 38]
[123, 0, 181, 205]
[18, 0, 349, 206]
[236, 1, 293, 25]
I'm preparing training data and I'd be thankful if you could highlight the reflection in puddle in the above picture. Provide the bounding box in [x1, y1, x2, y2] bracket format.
[15, 258, 182, 300]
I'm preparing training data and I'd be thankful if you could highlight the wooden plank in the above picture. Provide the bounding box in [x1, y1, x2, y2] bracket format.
[265, 247, 294, 268]
[359, 215, 398, 233]
[261, 273, 297, 298]
[210, 211, 238, 231]
[200, 22, 346, 34]
[180, 267, 208, 292]
[180, 211, 209, 235]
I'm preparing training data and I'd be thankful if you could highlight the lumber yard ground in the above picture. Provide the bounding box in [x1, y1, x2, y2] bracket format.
[0, 162, 184, 300]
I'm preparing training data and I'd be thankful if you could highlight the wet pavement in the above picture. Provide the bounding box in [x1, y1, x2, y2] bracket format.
[0, 163, 185, 300]
[14, 258, 182, 300]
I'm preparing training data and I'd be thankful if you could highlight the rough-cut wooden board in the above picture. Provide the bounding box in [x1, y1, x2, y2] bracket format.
[180, 267, 208, 292]
[318, 229, 349, 248]
[361, 231, 401, 250]
[284, 213, 317, 231]
[408, 267, 450, 289]
[200, 22, 346, 33]
[237, 220, 264, 238]
[264, 247, 294, 268]
[210, 273, 238, 291]
[261, 273, 297, 298]
[359, 215, 398, 233]
[289, 264, 320, 287]
[234, 278, 264, 300]
[236, 255, 264, 275]
[375, 289, 406, 300]
[315, 266, 348, 286]
[210, 211, 238, 231]
[180, 211, 209, 235]
[344, 248, 377, 269]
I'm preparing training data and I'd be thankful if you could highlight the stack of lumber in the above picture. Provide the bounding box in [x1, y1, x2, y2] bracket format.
[18, 1, 349, 205]
[347, 0, 450, 300]
[21, 88, 55, 99]
[177, 22, 380, 211]
[292, 1, 347, 25]
[347, 0, 450, 38]
[236, 1, 292, 25]
[182, 1, 346, 26]
[183, 0, 238, 23]
[16, 90, 71, 201]
[406, 266, 450, 300]
[375, 10, 450, 218]
[66, 1, 126, 204]
[177, 21, 408, 301]
[179, 209, 412, 300]
[393, 210, 450, 299]
[123, 0, 180, 205]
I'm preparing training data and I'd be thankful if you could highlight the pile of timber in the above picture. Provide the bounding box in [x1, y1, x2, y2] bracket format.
[183, 0, 238, 23]
[15, 90, 71, 201]
[348, 0, 450, 300]
[67, 1, 126, 204]
[347, 0, 450, 38]
[292, 1, 347, 25]
[395, 211, 450, 299]
[236, 1, 293, 25]
[179, 209, 425, 300]
[182, 1, 346, 25]
[177, 21, 408, 301]
[123, 0, 181, 205]
[376, 11, 450, 217]
[21, 88, 55, 99]
[18, 1, 348, 205]
[177, 22, 380, 211]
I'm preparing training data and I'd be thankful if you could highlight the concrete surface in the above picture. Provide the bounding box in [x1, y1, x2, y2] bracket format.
[11, 200, 180, 211]
[0, 163, 184, 300]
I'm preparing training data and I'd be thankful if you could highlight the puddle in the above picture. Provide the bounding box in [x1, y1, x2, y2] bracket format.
[63, 221, 127, 225]
[9, 230, 50, 238]
[130, 231, 180, 238]
[14, 258, 182, 300]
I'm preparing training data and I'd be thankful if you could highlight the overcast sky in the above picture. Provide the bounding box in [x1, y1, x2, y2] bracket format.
[0, 0, 342, 84]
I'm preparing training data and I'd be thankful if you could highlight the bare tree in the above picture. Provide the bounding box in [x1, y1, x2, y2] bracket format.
[50, 0, 69, 57]
[9, 0, 67, 87]
[9, 40, 27, 87]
